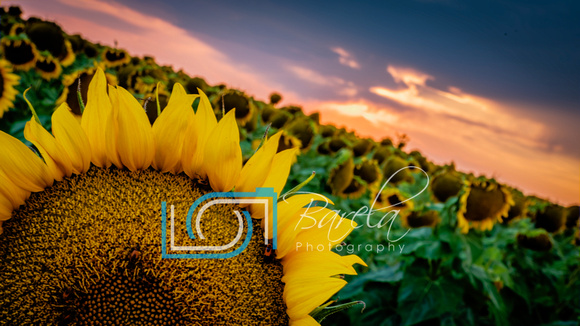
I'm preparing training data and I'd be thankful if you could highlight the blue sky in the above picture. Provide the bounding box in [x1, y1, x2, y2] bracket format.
[10, 0, 580, 204]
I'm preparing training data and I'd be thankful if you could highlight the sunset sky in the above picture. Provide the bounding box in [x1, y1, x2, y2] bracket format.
[9, 0, 579, 205]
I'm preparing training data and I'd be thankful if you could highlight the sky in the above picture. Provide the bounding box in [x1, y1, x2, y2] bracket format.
[9, 0, 580, 205]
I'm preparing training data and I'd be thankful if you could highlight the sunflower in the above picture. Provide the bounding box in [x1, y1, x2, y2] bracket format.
[215, 89, 255, 126]
[370, 186, 414, 220]
[102, 47, 131, 67]
[0, 68, 365, 325]
[57, 67, 118, 115]
[285, 116, 316, 151]
[430, 169, 466, 203]
[535, 205, 567, 233]
[0, 59, 20, 118]
[457, 179, 514, 233]
[59, 39, 76, 66]
[34, 53, 62, 80]
[1, 37, 39, 70]
[382, 156, 414, 184]
[340, 159, 382, 199]
[403, 210, 440, 228]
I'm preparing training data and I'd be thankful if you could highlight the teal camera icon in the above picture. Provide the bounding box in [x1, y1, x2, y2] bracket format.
[161, 188, 277, 259]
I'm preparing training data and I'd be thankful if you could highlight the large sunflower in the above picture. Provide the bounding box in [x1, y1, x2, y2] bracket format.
[0, 59, 20, 118]
[0, 68, 365, 325]
[457, 179, 514, 233]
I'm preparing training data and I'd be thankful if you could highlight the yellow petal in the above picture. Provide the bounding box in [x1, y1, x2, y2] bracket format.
[24, 118, 73, 181]
[235, 131, 282, 193]
[290, 315, 320, 326]
[250, 147, 299, 219]
[203, 109, 242, 192]
[0, 195, 12, 221]
[113, 86, 155, 171]
[151, 83, 196, 173]
[0, 169, 30, 209]
[106, 84, 123, 168]
[261, 194, 333, 245]
[81, 67, 114, 167]
[277, 208, 356, 258]
[52, 103, 92, 174]
[282, 251, 366, 283]
[284, 277, 347, 320]
[0, 130, 53, 192]
[182, 89, 217, 179]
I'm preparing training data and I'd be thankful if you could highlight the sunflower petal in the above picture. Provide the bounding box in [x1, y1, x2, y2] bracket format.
[235, 131, 282, 193]
[182, 89, 217, 179]
[52, 103, 92, 174]
[81, 67, 114, 167]
[0, 130, 53, 192]
[152, 83, 196, 173]
[284, 277, 347, 320]
[277, 208, 356, 258]
[290, 315, 320, 326]
[250, 147, 299, 219]
[0, 169, 29, 210]
[203, 109, 242, 192]
[282, 251, 365, 283]
[0, 195, 12, 221]
[113, 86, 155, 171]
[24, 118, 73, 181]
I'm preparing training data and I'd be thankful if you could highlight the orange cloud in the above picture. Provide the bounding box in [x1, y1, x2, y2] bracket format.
[331, 47, 360, 69]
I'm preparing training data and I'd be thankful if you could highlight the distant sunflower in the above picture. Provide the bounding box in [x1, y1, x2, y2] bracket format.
[0, 59, 20, 118]
[457, 179, 514, 233]
[102, 47, 131, 67]
[34, 53, 62, 80]
[403, 210, 440, 229]
[216, 89, 255, 126]
[1, 37, 39, 70]
[0, 68, 365, 325]
[371, 186, 414, 220]
[430, 169, 466, 203]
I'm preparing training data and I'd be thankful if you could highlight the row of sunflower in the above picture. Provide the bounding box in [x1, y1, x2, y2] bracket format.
[0, 6, 578, 326]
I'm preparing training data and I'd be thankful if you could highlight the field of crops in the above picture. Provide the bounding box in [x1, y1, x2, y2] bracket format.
[0, 6, 578, 325]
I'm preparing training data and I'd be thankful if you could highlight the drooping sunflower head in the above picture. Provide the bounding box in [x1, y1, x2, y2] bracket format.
[535, 204, 567, 233]
[565, 205, 579, 229]
[1, 36, 39, 70]
[216, 89, 255, 126]
[370, 186, 414, 219]
[339, 160, 381, 199]
[285, 116, 316, 151]
[319, 124, 337, 138]
[8, 22, 25, 36]
[0, 59, 20, 118]
[503, 189, 528, 223]
[352, 138, 374, 157]
[372, 145, 392, 165]
[102, 47, 131, 67]
[328, 151, 355, 196]
[0, 68, 365, 325]
[517, 230, 553, 252]
[184, 76, 209, 94]
[34, 53, 62, 80]
[277, 131, 302, 153]
[403, 209, 440, 229]
[382, 156, 414, 185]
[328, 136, 348, 153]
[25, 21, 68, 59]
[457, 179, 514, 233]
[270, 92, 282, 105]
[430, 169, 466, 203]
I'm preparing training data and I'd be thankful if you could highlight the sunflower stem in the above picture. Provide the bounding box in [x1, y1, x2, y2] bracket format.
[23, 88, 41, 124]
[156, 82, 161, 116]
[281, 171, 316, 200]
[77, 79, 85, 114]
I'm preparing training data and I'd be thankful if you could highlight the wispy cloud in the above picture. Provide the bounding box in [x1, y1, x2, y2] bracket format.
[370, 65, 546, 149]
[286, 65, 357, 96]
[331, 47, 360, 69]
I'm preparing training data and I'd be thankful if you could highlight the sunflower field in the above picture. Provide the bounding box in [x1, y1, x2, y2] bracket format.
[0, 6, 578, 326]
